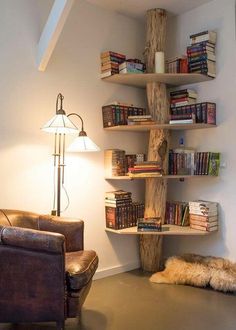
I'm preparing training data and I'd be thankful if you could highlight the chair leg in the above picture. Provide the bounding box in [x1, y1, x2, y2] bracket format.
[56, 321, 65, 330]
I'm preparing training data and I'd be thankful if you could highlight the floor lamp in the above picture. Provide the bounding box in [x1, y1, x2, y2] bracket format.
[42, 93, 100, 216]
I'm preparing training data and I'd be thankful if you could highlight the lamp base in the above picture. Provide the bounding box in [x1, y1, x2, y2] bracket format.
[51, 210, 57, 216]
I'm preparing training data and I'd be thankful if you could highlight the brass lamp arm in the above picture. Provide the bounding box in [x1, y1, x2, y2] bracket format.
[67, 113, 86, 135]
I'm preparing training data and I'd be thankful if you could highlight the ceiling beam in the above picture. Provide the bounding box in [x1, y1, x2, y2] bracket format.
[36, 0, 74, 71]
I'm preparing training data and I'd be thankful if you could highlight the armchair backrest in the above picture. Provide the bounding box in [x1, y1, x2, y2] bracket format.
[0, 209, 39, 229]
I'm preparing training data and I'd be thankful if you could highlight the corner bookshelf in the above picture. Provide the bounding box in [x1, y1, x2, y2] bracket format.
[103, 9, 217, 272]
[105, 175, 215, 180]
[101, 72, 212, 88]
[105, 225, 211, 236]
[104, 123, 216, 132]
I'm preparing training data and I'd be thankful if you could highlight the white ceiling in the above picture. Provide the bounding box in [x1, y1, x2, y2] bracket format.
[86, 0, 212, 18]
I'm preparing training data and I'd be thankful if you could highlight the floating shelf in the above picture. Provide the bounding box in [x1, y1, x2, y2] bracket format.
[101, 73, 213, 88]
[105, 175, 213, 180]
[104, 123, 216, 132]
[105, 225, 212, 236]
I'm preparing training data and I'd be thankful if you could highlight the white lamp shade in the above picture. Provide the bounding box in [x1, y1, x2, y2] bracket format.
[42, 114, 78, 134]
[67, 136, 100, 152]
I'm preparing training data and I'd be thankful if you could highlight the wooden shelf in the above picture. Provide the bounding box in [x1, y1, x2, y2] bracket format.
[101, 73, 213, 88]
[105, 175, 213, 180]
[105, 225, 212, 236]
[104, 123, 216, 132]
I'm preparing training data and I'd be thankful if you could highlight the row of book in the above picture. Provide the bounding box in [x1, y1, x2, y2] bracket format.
[104, 149, 146, 177]
[102, 102, 146, 128]
[170, 101, 216, 125]
[165, 55, 188, 74]
[168, 151, 220, 176]
[188, 30, 216, 78]
[128, 161, 162, 178]
[165, 201, 189, 226]
[105, 190, 144, 230]
[164, 200, 218, 232]
[189, 200, 218, 232]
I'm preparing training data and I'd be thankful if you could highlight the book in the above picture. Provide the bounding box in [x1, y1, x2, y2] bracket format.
[127, 120, 156, 126]
[120, 68, 144, 74]
[137, 217, 162, 232]
[102, 103, 146, 127]
[101, 70, 118, 79]
[188, 52, 216, 62]
[101, 62, 119, 71]
[128, 172, 162, 178]
[190, 224, 218, 231]
[189, 200, 218, 216]
[128, 115, 152, 120]
[101, 51, 126, 60]
[101, 56, 125, 65]
[189, 214, 218, 222]
[208, 152, 220, 176]
[170, 97, 197, 104]
[190, 219, 218, 228]
[187, 41, 216, 52]
[169, 119, 195, 124]
[190, 31, 217, 45]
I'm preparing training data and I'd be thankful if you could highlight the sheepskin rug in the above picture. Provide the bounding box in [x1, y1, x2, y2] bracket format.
[150, 254, 236, 292]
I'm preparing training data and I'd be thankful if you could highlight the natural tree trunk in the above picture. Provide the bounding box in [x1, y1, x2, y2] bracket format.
[139, 8, 170, 272]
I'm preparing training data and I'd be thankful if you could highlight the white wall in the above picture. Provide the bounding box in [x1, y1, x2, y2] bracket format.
[164, 0, 236, 260]
[0, 0, 147, 278]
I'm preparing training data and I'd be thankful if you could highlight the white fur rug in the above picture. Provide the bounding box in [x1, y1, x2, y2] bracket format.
[150, 254, 236, 292]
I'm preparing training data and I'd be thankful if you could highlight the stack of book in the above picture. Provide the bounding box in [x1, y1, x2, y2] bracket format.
[125, 154, 145, 173]
[189, 200, 218, 232]
[127, 115, 155, 126]
[119, 59, 146, 74]
[165, 201, 190, 226]
[137, 217, 162, 232]
[101, 51, 126, 79]
[128, 161, 162, 178]
[165, 55, 188, 73]
[102, 102, 146, 127]
[187, 30, 216, 78]
[105, 190, 144, 230]
[168, 150, 220, 176]
[104, 149, 126, 177]
[169, 89, 198, 124]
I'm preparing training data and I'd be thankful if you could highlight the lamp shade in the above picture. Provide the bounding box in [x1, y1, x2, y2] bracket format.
[67, 135, 100, 152]
[42, 113, 78, 134]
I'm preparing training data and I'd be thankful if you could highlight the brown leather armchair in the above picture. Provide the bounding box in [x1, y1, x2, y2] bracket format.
[0, 209, 98, 330]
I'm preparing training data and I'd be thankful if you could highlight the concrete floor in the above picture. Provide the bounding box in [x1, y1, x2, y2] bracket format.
[1, 269, 236, 330]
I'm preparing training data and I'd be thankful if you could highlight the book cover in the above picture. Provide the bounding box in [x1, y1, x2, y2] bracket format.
[190, 224, 218, 231]
[208, 152, 220, 176]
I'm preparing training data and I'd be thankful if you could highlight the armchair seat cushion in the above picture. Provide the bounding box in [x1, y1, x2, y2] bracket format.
[65, 250, 98, 290]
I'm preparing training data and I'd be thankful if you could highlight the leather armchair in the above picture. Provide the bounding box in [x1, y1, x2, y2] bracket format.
[0, 209, 98, 330]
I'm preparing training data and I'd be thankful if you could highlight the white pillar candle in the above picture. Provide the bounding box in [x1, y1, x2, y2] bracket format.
[155, 51, 165, 73]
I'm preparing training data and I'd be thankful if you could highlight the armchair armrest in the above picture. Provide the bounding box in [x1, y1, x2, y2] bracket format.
[39, 215, 84, 252]
[0, 226, 65, 254]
